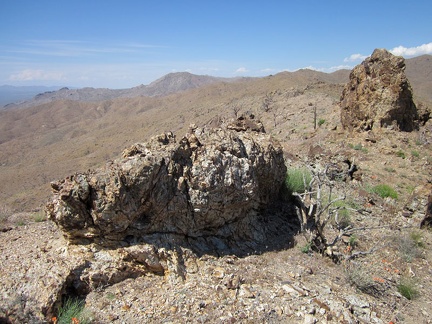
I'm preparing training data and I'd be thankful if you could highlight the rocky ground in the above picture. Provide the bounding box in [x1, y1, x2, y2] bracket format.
[1, 191, 432, 324]
[1, 118, 432, 323]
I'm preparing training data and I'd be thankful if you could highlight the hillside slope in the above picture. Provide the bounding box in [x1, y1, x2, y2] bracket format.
[0, 56, 430, 212]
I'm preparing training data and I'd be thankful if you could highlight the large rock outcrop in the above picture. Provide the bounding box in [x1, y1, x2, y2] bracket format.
[421, 193, 432, 228]
[46, 115, 287, 248]
[340, 48, 419, 131]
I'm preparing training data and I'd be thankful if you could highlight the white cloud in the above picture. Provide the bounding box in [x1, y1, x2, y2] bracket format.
[9, 69, 64, 81]
[260, 68, 276, 73]
[235, 67, 248, 73]
[326, 64, 353, 72]
[344, 53, 368, 62]
[287, 64, 353, 74]
[3, 40, 165, 58]
[390, 42, 432, 57]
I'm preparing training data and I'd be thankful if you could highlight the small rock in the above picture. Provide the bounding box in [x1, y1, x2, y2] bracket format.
[303, 314, 317, 324]
[239, 285, 255, 298]
[212, 267, 225, 279]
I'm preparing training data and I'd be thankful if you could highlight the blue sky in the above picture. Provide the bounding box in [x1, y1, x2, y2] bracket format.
[0, 0, 431, 89]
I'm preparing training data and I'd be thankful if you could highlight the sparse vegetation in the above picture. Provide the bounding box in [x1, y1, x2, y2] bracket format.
[349, 143, 368, 153]
[372, 184, 398, 199]
[0, 205, 11, 224]
[349, 234, 358, 247]
[411, 150, 420, 158]
[300, 242, 312, 254]
[285, 168, 312, 195]
[410, 231, 425, 248]
[396, 150, 406, 159]
[345, 264, 377, 295]
[32, 211, 46, 222]
[290, 163, 373, 262]
[106, 292, 116, 301]
[1, 52, 431, 324]
[396, 232, 423, 262]
[397, 278, 419, 300]
[331, 202, 352, 229]
[56, 298, 93, 324]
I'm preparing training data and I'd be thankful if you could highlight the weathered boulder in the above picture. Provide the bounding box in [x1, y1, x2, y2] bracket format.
[340, 48, 419, 131]
[46, 116, 287, 247]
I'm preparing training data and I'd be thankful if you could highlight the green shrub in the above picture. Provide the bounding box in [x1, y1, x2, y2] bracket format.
[396, 150, 406, 159]
[349, 143, 368, 153]
[57, 298, 93, 324]
[372, 184, 398, 199]
[32, 211, 46, 222]
[300, 242, 312, 254]
[397, 278, 418, 300]
[411, 150, 420, 158]
[353, 143, 362, 150]
[349, 234, 358, 247]
[318, 119, 325, 126]
[410, 231, 425, 248]
[285, 168, 312, 195]
[331, 199, 360, 229]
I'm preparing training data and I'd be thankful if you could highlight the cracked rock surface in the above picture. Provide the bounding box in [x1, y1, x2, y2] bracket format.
[46, 117, 287, 248]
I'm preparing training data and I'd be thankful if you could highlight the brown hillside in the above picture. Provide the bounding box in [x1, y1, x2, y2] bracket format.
[1, 53, 432, 323]
[0, 57, 429, 212]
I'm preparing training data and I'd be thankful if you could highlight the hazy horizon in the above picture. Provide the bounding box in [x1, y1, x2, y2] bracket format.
[1, 1, 431, 88]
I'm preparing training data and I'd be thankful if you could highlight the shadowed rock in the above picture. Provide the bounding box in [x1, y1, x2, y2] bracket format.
[421, 193, 432, 228]
[340, 48, 419, 132]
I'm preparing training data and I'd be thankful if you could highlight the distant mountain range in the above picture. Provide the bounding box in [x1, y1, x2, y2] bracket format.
[0, 85, 65, 107]
[0, 73, 236, 109]
[1, 55, 431, 111]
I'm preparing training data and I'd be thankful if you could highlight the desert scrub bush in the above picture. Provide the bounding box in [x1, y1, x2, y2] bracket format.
[345, 264, 378, 295]
[396, 150, 406, 159]
[56, 298, 93, 324]
[318, 118, 325, 126]
[0, 205, 11, 224]
[410, 231, 425, 248]
[329, 199, 360, 229]
[300, 242, 312, 254]
[397, 278, 419, 300]
[32, 211, 46, 222]
[332, 205, 351, 229]
[372, 184, 398, 200]
[349, 143, 368, 153]
[395, 232, 423, 262]
[411, 150, 420, 158]
[348, 234, 358, 247]
[285, 167, 312, 195]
